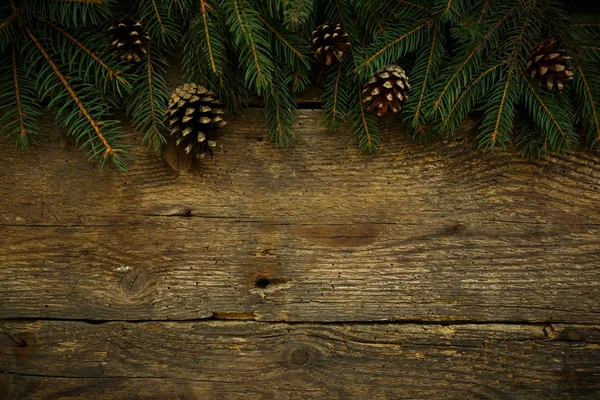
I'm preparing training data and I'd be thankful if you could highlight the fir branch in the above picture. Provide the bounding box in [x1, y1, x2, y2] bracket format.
[432, 0, 524, 112]
[20, 0, 113, 26]
[262, 17, 308, 62]
[222, 0, 274, 94]
[519, 68, 575, 151]
[398, 0, 433, 13]
[263, 68, 296, 146]
[323, 57, 352, 130]
[573, 64, 600, 143]
[200, 0, 217, 73]
[125, 43, 168, 152]
[411, 24, 439, 131]
[351, 80, 379, 151]
[24, 25, 126, 168]
[11, 44, 28, 141]
[54, 0, 103, 3]
[41, 19, 128, 86]
[360, 21, 429, 73]
[438, 63, 502, 134]
[282, 0, 314, 29]
[136, 0, 181, 47]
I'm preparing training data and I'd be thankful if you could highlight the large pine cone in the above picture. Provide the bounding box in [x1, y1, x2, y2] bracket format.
[526, 40, 573, 91]
[310, 23, 350, 66]
[108, 17, 150, 63]
[166, 83, 226, 157]
[363, 65, 410, 116]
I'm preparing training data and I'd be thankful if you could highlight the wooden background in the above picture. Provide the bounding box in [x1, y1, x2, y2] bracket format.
[1, 72, 600, 398]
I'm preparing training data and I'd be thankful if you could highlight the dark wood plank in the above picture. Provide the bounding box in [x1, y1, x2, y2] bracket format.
[1, 321, 599, 399]
[1, 110, 599, 322]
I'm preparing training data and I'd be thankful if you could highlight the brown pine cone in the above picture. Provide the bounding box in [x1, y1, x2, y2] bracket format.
[165, 83, 226, 157]
[108, 17, 150, 63]
[363, 65, 410, 116]
[310, 23, 350, 66]
[526, 40, 573, 91]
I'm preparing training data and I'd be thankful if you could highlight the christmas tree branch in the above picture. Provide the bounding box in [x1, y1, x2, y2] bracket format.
[574, 64, 600, 142]
[24, 25, 119, 161]
[412, 24, 438, 128]
[519, 68, 571, 147]
[0, 14, 16, 31]
[146, 43, 162, 150]
[41, 19, 128, 86]
[150, 0, 165, 34]
[433, 1, 523, 111]
[361, 21, 429, 70]
[11, 44, 28, 140]
[200, 0, 218, 73]
[54, 0, 102, 3]
[439, 64, 501, 134]
[125, 43, 168, 152]
[261, 17, 307, 61]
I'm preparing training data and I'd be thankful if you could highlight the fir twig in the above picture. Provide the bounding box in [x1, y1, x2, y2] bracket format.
[24, 25, 123, 164]
[41, 19, 128, 86]
[11, 44, 28, 141]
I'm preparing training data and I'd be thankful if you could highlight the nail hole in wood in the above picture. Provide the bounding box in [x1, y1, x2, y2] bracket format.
[255, 277, 270, 289]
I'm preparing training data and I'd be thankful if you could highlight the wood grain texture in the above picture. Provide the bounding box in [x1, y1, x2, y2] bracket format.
[1, 321, 599, 399]
[1, 110, 599, 323]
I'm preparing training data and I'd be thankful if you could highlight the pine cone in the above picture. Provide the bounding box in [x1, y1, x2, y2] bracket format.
[526, 40, 573, 91]
[108, 17, 150, 63]
[165, 83, 226, 157]
[310, 23, 350, 66]
[363, 65, 410, 116]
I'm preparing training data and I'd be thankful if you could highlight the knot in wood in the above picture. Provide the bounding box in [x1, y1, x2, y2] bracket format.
[291, 349, 309, 365]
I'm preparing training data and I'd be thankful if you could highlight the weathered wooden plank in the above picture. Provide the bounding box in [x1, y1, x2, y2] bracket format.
[1, 321, 599, 399]
[0, 110, 599, 322]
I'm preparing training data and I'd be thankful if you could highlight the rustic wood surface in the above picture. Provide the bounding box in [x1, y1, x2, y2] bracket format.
[1, 101, 600, 398]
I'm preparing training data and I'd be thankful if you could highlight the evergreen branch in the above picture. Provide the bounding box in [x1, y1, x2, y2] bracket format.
[24, 25, 119, 161]
[360, 21, 429, 71]
[432, 1, 523, 111]
[200, 0, 217, 73]
[234, 1, 264, 84]
[54, 0, 102, 3]
[283, 0, 314, 28]
[11, 44, 28, 140]
[491, 71, 512, 143]
[577, 45, 600, 51]
[439, 63, 502, 133]
[261, 17, 307, 61]
[357, 91, 373, 150]
[519, 68, 571, 147]
[413, 24, 437, 126]
[263, 68, 296, 146]
[125, 43, 168, 152]
[0, 14, 16, 31]
[398, 0, 433, 13]
[145, 43, 163, 150]
[323, 57, 352, 130]
[150, 0, 165, 34]
[41, 19, 128, 86]
[223, 0, 273, 93]
[574, 64, 600, 142]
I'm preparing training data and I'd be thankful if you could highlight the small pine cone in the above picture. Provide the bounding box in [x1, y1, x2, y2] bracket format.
[165, 83, 227, 157]
[526, 40, 573, 91]
[363, 65, 410, 117]
[108, 17, 150, 63]
[310, 23, 350, 66]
